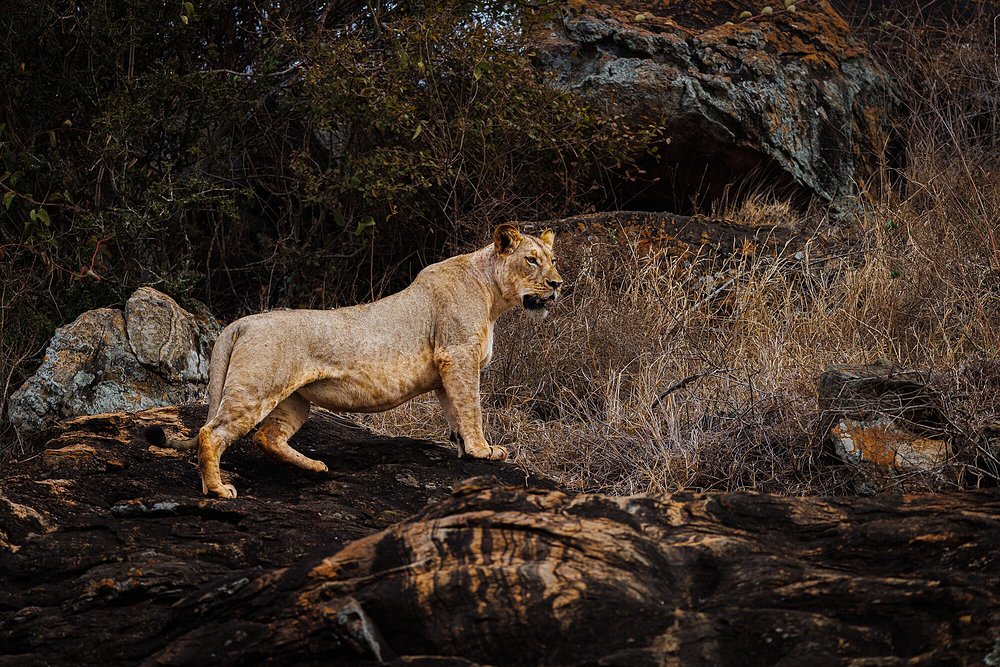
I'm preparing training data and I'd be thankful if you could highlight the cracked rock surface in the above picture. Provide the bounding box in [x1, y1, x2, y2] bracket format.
[0, 405, 549, 665]
[2, 405, 997, 666]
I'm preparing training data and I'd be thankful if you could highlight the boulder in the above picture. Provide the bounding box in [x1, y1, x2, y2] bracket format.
[830, 417, 950, 469]
[546, 210, 799, 262]
[6, 288, 219, 434]
[124, 287, 217, 383]
[534, 0, 897, 215]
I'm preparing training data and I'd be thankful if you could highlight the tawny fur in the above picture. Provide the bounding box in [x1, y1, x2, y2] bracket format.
[150, 225, 563, 498]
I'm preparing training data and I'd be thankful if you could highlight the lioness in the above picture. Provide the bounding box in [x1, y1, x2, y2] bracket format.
[145, 224, 563, 498]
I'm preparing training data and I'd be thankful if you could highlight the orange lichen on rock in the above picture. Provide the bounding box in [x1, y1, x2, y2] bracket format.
[831, 418, 950, 470]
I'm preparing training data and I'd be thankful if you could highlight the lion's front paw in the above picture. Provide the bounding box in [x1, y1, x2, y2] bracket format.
[464, 440, 508, 462]
[206, 483, 238, 499]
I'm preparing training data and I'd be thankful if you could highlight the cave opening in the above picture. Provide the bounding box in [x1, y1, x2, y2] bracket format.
[593, 131, 813, 216]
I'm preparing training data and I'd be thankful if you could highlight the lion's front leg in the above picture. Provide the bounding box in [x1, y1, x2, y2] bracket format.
[435, 388, 467, 458]
[433, 347, 508, 461]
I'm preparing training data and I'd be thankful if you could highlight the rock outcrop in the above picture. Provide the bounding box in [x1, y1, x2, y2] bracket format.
[6, 288, 219, 433]
[535, 1, 897, 215]
[2, 406, 997, 666]
[546, 210, 799, 263]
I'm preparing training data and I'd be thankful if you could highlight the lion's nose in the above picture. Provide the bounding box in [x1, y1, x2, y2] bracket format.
[547, 279, 563, 290]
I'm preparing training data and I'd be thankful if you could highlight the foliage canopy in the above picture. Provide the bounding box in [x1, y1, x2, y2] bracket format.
[0, 0, 653, 312]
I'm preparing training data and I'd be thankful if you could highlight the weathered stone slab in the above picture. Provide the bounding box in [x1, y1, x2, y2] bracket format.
[1, 406, 996, 666]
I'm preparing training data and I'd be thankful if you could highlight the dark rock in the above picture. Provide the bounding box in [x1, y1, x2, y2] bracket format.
[545, 210, 799, 262]
[818, 363, 944, 425]
[6, 288, 219, 434]
[534, 1, 897, 215]
[121, 485, 1000, 665]
[2, 407, 998, 666]
[819, 364, 954, 486]
[0, 405, 549, 665]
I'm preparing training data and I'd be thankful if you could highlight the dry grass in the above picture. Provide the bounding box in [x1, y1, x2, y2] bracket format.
[359, 11, 1000, 495]
[359, 194, 997, 495]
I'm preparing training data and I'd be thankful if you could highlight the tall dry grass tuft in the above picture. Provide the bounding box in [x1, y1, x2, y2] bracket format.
[361, 10, 1000, 495]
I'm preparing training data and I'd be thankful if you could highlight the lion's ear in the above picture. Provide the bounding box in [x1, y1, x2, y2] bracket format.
[539, 228, 556, 248]
[494, 224, 521, 255]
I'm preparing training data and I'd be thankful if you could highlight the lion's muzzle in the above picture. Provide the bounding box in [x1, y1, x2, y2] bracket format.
[523, 294, 550, 310]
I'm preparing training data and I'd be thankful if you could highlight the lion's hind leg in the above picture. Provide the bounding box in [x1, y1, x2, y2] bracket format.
[198, 388, 288, 498]
[198, 400, 262, 499]
[253, 392, 328, 473]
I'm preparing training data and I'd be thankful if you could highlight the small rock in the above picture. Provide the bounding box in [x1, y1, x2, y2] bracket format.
[42, 444, 108, 475]
[147, 444, 186, 458]
[395, 472, 421, 488]
[831, 418, 950, 471]
[819, 364, 952, 485]
[111, 500, 182, 518]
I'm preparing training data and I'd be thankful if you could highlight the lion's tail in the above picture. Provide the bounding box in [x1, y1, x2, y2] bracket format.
[143, 425, 197, 450]
[142, 322, 240, 451]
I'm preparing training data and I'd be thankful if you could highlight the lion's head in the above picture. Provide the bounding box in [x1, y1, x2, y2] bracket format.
[492, 224, 563, 316]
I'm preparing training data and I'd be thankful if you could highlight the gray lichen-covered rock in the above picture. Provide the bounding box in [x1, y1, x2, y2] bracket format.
[534, 0, 898, 215]
[125, 287, 215, 383]
[6, 288, 219, 434]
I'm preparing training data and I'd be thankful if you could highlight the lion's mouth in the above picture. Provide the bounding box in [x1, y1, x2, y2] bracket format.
[523, 293, 556, 310]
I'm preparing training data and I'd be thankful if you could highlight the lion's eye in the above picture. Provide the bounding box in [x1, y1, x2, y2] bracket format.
[526, 256, 539, 266]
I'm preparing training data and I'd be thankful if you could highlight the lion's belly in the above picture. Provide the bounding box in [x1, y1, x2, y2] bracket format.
[296, 356, 440, 413]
